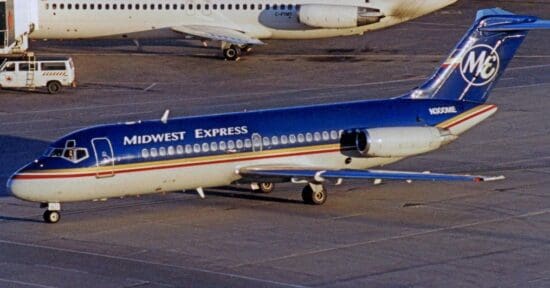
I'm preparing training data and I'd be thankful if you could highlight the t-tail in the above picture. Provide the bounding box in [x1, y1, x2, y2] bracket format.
[404, 8, 550, 103]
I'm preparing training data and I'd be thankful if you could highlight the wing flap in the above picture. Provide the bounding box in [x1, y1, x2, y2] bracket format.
[171, 25, 264, 45]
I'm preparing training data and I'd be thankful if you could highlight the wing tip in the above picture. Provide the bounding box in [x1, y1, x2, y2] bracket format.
[477, 175, 506, 182]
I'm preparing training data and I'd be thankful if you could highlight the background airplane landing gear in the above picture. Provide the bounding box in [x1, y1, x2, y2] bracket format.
[222, 44, 241, 61]
[302, 184, 327, 205]
[239, 45, 253, 53]
[259, 182, 274, 194]
[43, 210, 60, 224]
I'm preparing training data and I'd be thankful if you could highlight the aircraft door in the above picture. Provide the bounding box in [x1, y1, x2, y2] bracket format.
[251, 133, 262, 152]
[91, 138, 115, 178]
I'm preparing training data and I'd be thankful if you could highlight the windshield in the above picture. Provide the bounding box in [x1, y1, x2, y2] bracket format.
[44, 140, 89, 163]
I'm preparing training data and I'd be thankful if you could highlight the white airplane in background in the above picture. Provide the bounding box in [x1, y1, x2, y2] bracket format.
[30, 0, 458, 60]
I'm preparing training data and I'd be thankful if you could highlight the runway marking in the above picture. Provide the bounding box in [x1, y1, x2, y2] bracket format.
[144, 83, 157, 91]
[507, 63, 550, 71]
[494, 82, 550, 91]
[232, 208, 550, 268]
[0, 278, 57, 288]
[0, 119, 52, 126]
[0, 240, 309, 288]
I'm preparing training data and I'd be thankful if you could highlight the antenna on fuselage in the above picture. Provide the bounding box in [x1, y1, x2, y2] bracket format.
[161, 109, 170, 124]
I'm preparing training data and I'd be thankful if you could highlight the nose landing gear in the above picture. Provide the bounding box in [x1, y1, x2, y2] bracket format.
[41, 203, 61, 224]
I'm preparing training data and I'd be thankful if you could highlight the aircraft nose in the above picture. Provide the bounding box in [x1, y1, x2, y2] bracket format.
[7, 164, 36, 201]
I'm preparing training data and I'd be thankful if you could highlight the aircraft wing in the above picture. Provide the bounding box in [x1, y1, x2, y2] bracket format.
[171, 25, 264, 46]
[238, 166, 505, 183]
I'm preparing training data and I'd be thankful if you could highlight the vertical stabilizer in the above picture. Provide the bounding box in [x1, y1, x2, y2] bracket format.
[405, 8, 550, 103]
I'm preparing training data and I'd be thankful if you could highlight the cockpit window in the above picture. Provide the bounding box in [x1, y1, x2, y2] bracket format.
[45, 140, 89, 163]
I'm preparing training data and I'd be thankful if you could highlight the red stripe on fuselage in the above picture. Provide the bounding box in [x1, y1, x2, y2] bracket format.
[13, 147, 342, 180]
[443, 105, 497, 129]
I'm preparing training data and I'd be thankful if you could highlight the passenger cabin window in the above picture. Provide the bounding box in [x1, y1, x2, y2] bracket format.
[142, 148, 150, 158]
[281, 135, 288, 144]
[236, 139, 244, 149]
[177, 145, 184, 154]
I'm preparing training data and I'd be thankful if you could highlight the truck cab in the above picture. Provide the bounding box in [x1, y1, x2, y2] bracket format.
[0, 55, 76, 93]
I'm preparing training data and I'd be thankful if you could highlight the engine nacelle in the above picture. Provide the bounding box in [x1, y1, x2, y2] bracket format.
[354, 127, 457, 158]
[298, 5, 384, 29]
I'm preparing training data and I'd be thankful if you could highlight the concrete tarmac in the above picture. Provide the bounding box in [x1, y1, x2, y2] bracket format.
[0, 1, 549, 287]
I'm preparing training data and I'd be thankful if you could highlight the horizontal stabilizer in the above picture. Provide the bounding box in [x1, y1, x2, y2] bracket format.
[480, 20, 550, 32]
[239, 166, 504, 183]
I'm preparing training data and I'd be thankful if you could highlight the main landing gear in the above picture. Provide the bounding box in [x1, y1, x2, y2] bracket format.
[41, 203, 61, 224]
[250, 182, 327, 205]
[258, 182, 275, 194]
[301, 184, 327, 205]
[221, 42, 253, 61]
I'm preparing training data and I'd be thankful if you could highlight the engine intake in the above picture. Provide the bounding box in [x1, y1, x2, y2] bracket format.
[299, 5, 384, 29]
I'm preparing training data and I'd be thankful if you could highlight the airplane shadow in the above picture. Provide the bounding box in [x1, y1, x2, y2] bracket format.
[0, 215, 43, 223]
[184, 186, 304, 205]
[0, 135, 50, 197]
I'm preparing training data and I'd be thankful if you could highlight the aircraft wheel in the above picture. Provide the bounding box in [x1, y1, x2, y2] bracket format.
[43, 210, 61, 224]
[223, 45, 241, 61]
[302, 185, 327, 205]
[47, 81, 62, 94]
[259, 182, 275, 194]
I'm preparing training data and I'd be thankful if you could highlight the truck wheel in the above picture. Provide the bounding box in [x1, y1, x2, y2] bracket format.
[47, 81, 62, 94]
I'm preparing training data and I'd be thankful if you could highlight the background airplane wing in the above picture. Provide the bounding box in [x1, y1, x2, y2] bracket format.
[171, 25, 265, 46]
[239, 166, 505, 183]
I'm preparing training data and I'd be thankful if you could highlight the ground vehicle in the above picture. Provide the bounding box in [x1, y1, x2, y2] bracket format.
[0, 55, 75, 93]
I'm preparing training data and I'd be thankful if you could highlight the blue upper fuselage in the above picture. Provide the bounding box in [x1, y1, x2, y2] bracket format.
[23, 97, 480, 172]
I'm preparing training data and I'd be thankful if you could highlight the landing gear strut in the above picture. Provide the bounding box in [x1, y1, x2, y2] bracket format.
[41, 203, 61, 224]
[302, 184, 327, 205]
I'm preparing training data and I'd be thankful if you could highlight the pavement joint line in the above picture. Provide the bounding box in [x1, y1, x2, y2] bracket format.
[494, 82, 550, 91]
[143, 83, 157, 91]
[507, 63, 550, 71]
[0, 277, 58, 288]
[0, 239, 310, 288]
[231, 208, 550, 268]
[2, 76, 424, 116]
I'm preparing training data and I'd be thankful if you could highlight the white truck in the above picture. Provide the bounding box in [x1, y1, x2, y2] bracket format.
[0, 55, 76, 93]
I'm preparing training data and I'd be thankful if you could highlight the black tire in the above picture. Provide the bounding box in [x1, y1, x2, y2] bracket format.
[43, 210, 60, 224]
[223, 45, 241, 61]
[301, 185, 327, 205]
[47, 81, 62, 94]
[259, 182, 275, 194]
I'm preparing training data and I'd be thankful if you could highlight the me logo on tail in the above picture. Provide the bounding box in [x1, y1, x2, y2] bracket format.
[460, 44, 500, 86]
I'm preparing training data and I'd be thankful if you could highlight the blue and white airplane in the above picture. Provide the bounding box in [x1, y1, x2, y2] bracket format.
[8, 9, 550, 223]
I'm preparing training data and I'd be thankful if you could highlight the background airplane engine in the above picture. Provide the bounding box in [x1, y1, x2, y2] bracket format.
[353, 127, 457, 158]
[298, 5, 384, 29]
